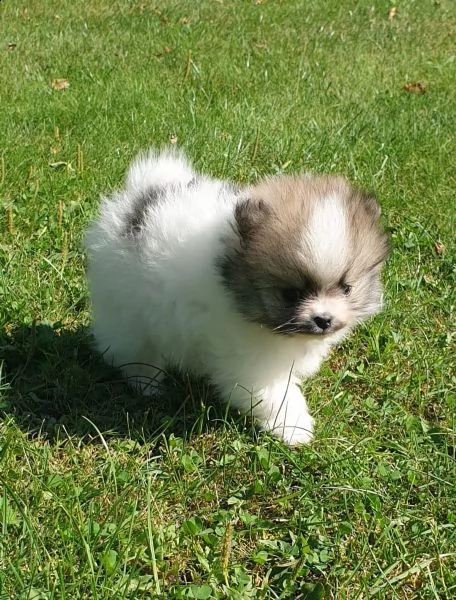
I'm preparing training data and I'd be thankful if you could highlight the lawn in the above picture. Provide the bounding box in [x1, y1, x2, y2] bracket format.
[0, 0, 455, 598]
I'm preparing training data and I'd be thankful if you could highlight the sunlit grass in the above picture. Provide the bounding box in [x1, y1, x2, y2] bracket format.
[0, 0, 455, 598]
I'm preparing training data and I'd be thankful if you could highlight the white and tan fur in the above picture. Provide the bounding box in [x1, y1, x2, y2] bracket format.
[85, 149, 388, 445]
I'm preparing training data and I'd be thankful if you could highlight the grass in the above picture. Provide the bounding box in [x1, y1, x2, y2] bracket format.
[0, 0, 455, 597]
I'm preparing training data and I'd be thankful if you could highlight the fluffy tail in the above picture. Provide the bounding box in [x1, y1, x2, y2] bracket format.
[126, 148, 195, 193]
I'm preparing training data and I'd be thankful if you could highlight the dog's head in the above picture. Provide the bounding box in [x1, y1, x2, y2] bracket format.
[219, 174, 389, 338]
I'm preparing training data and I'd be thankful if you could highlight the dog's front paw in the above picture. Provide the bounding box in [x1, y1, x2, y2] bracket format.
[258, 385, 315, 446]
[269, 411, 314, 446]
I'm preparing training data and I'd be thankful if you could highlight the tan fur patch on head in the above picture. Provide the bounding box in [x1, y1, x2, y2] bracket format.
[245, 174, 387, 284]
[220, 173, 388, 334]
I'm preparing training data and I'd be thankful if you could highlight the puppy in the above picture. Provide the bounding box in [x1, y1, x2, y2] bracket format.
[84, 149, 388, 445]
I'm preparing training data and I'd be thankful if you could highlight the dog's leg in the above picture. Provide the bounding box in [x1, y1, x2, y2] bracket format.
[120, 358, 166, 397]
[91, 306, 167, 396]
[216, 375, 314, 445]
[257, 382, 314, 445]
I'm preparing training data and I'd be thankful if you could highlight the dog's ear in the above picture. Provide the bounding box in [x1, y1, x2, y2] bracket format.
[234, 198, 271, 242]
[359, 191, 382, 219]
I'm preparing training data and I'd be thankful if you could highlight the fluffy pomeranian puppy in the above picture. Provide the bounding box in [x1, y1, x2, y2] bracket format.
[85, 149, 388, 445]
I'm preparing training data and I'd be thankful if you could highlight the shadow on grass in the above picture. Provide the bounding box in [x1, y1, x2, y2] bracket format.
[0, 321, 225, 444]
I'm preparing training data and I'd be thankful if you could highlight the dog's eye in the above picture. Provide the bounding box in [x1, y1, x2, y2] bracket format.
[281, 288, 302, 304]
[341, 283, 352, 296]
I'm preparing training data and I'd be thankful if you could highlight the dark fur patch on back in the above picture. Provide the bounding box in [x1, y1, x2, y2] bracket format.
[125, 186, 164, 235]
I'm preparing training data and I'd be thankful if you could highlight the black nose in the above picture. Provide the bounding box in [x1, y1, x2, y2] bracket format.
[313, 314, 332, 331]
